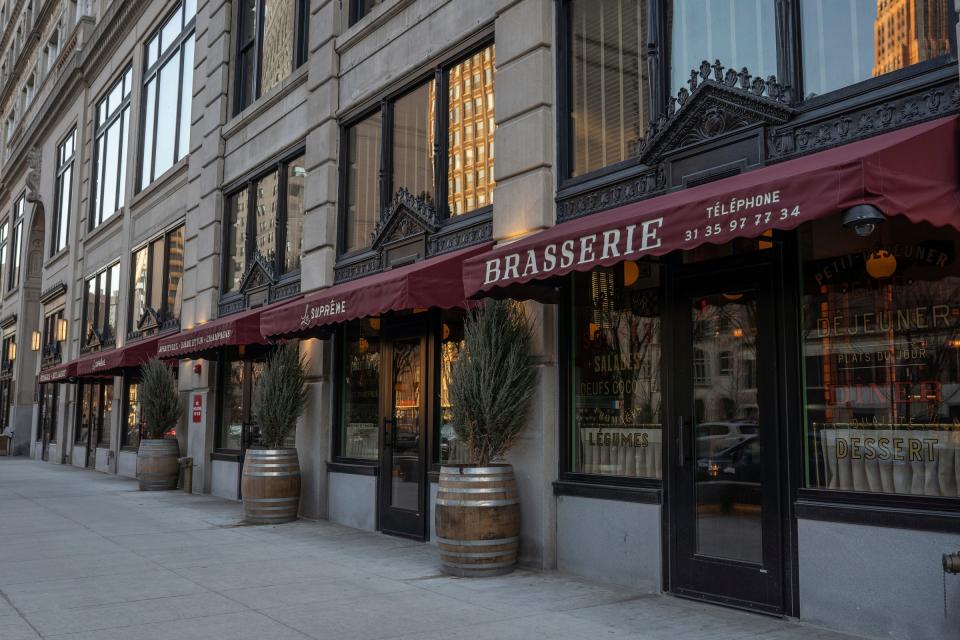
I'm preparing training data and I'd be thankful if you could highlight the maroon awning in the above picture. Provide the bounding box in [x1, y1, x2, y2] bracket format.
[157, 306, 270, 359]
[464, 116, 960, 297]
[261, 243, 492, 338]
[38, 361, 77, 384]
[75, 337, 161, 377]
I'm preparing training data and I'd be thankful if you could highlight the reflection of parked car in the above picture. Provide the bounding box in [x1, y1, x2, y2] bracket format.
[696, 420, 758, 457]
[697, 435, 761, 483]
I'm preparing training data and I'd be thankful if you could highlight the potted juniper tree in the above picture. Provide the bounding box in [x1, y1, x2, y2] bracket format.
[137, 358, 182, 491]
[437, 299, 538, 576]
[242, 341, 308, 524]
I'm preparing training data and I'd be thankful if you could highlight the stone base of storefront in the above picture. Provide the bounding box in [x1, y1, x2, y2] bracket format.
[798, 519, 960, 640]
[117, 450, 137, 478]
[557, 495, 661, 593]
[211, 459, 240, 500]
[327, 471, 376, 531]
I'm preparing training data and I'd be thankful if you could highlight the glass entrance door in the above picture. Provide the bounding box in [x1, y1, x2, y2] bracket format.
[77, 382, 113, 468]
[669, 258, 784, 613]
[378, 333, 427, 539]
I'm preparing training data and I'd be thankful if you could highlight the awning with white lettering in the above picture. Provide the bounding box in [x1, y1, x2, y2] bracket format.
[157, 305, 275, 359]
[260, 243, 492, 339]
[38, 361, 77, 384]
[75, 336, 161, 377]
[463, 116, 960, 298]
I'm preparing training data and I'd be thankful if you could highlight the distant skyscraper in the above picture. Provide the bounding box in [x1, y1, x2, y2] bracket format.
[873, 0, 952, 76]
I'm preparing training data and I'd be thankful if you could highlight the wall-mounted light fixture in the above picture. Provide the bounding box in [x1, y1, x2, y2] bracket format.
[842, 204, 886, 237]
[55, 318, 68, 342]
[31, 330, 41, 351]
[7, 339, 17, 362]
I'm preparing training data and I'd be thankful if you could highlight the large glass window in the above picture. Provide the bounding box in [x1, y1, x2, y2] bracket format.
[7, 194, 23, 291]
[217, 355, 283, 450]
[801, 0, 955, 99]
[141, 1, 195, 188]
[0, 222, 7, 291]
[77, 382, 113, 447]
[83, 262, 121, 351]
[569, 0, 648, 178]
[0, 378, 14, 434]
[801, 217, 960, 498]
[123, 379, 142, 449]
[234, 0, 308, 114]
[343, 43, 496, 254]
[41, 309, 65, 367]
[52, 129, 74, 254]
[570, 263, 663, 479]
[339, 319, 380, 460]
[448, 47, 495, 215]
[91, 67, 132, 228]
[130, 225, 184, 337]
[224, 154, 304, 293]
[37, 383, 59, 443]
[667, 0, 777, 100]
[438, 311, 469, 465]
[345, 113, 381, 253]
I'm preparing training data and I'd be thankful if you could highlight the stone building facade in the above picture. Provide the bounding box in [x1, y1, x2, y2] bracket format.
[1, 2, 959, 639]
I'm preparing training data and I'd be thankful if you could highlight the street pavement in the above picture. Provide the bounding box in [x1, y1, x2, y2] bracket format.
[0, 459, 867, 640]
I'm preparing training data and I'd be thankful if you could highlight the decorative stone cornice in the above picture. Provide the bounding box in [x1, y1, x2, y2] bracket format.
[0, 313, 17, 329]
[39, 281, 66, 304]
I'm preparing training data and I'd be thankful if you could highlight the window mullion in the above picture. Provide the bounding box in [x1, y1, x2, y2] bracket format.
[380, 100, 391, 215]
[277, 161, 287, 274]
[433, 66, 447, 219]
[254, 0, 265, 101]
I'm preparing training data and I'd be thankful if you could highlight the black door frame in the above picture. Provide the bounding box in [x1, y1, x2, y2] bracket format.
[377, 315, 432, 540]
[662, 242, 802, 617]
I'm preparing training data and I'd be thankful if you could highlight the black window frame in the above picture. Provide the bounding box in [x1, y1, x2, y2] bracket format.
[128, 224, 185, 339]
[0, 377, 14, 434]
[37, 382, 59, 444]
[220, 148, 306, 296]
[121, 374, 142, 450]
[51, 128, 75, 255]
[556, 0, 960, 187]
[557, 270, 665, 497]
[214, 349, 277, 453]
[7, 193, 23, 291]
[337, 38, 496, 258]
[233, 0, 309, 116]
[41, 308, 65, 368]
[138, 1, 196, 190]
[347, 0, 384, 26]
[81, 261, 121, 353]
[89, 65, 132, 229]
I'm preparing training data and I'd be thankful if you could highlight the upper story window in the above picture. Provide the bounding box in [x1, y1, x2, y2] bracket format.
[561, 0, 957, 181]
[82, 262, 121, 352]
[91, 66, 132, 229]
[224, 153, 305, 293]
[342, 42, 496, 255]
[7, 194, 23, 292]
[140, 1, 196, 189]
[801, 0, 955, 99]
[0, 222, 7, 288]
[130, 225, 184, 338]
[234, 0, 309, 115]
[52, 128, 75, 255]
[41, 308, 65, 366]
[348, 0, 384, 26]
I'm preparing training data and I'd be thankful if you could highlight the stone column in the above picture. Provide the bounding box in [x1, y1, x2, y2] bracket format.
[182, 0, 233, 493]
[493, 0, 557, 570]
[296, 0, 342, 519]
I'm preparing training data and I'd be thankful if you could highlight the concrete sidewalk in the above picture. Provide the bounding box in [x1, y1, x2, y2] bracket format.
[0, 459, 866, 640]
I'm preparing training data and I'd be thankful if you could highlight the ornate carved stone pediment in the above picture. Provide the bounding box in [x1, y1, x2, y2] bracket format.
[237, 251, 277, 294]
[635, 60, 797, 165]
[371, 188, 439, 250]
[136, 307, 161, 333]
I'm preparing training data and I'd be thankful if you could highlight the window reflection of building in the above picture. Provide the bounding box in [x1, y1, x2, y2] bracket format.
[447, 45, 495, 215]
[873, 0, 952, 77]
[801, 217, 960, 498]
[340, 319, 380, 460]
[439, 312, 468, 465]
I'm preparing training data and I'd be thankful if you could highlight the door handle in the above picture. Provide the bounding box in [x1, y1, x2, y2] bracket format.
[677, 415, 686, 466]
[383, 417, 397, 446]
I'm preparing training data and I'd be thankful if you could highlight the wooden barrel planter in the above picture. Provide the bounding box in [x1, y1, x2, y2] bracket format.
[435, 464, 520, 577]
[241, 448, 301, 524]
[137, 439, 180, 491]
